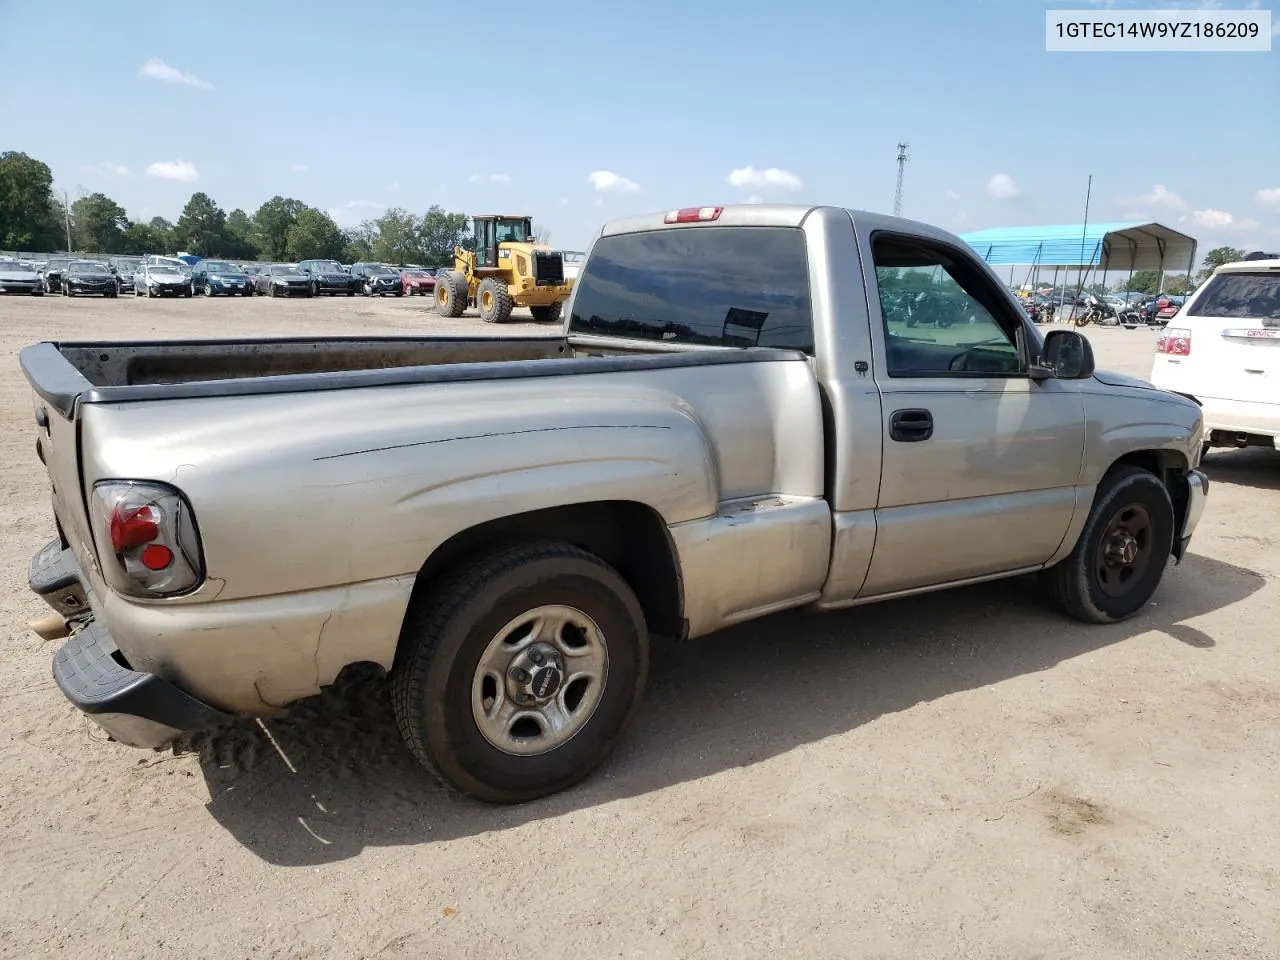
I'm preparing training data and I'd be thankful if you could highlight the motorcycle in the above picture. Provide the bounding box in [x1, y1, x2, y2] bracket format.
[1074, 294, 1122, 327]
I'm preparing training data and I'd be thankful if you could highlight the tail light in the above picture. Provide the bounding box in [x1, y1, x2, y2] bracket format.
[89, 480, 204, 597]
[1156, 327, 1192, 356]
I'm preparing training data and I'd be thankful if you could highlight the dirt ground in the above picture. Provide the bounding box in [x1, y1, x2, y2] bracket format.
[1, 295, 1277, 960]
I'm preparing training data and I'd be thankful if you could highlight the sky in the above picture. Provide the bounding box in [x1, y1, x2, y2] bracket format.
[2, 0, 1277, 257]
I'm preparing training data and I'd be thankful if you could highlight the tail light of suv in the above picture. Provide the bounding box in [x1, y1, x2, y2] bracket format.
[88, 480, 205, 597]
[1156, 327, 1192, 356]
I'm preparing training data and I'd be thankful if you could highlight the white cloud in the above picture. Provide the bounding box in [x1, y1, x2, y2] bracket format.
[945, 189, 961, 201]
[145, 160, 199, 182]
[1120, 183, 1187, 212]
[292, 164, 308, 173]
[985, 173, 1019, 200]
[726, 166, 803, 194]
[139, 58, 212, 89]
[743, 195, 764, 204]
[588, 170, 640, 193]
[1257, 188, 1280, 210]
[328, 201, 384, 228]
[1185, 209, 1258, 231]
[88, 161, 129, 176]
[469, 173, 512, 184]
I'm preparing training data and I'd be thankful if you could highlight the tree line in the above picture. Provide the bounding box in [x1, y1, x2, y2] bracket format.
[0, 150, 472, 265]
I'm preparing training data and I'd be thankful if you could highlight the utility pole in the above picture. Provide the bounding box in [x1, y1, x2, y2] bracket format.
[62, 190, 74, 253]
[893, 142, 910, 217]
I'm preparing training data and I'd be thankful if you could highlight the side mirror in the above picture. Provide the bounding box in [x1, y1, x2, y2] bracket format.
[1031, 329, 1095, 381]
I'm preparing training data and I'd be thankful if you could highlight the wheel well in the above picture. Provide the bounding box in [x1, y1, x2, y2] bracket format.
[410, 501, 684, 639]
[1104, 449, 1190, 549]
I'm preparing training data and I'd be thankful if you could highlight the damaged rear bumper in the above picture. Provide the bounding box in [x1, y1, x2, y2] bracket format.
[30, 538, 232, 748]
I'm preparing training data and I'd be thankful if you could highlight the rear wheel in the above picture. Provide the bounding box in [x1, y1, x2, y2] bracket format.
[530, 303, 563, 324]
[434, 270, 468, 318]
[391, 543, 650, 803]
[477, 277, 513, 323]
[1041, 466, 1175, 623]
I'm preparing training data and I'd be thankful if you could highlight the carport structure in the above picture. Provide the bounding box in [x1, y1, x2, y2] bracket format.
[958, 221, 1197, 295]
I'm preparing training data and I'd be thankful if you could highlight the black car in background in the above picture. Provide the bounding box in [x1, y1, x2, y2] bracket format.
[109, 256, 143, 293]
[297, 259, 358, 296]
[63, 261, 119, 297]
[262, 263, 313, 297]
[350, 262, 403, 297]
[42, 257, 72, 294]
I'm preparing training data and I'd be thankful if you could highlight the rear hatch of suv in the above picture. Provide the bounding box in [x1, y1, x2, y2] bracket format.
[1154, 264, 1280, 410]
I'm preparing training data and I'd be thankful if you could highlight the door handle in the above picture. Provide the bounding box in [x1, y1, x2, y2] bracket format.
[889, 408, 933, 442]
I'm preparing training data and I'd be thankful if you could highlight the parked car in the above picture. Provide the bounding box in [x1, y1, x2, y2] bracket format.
[350, 262, 403, 297]
[109, 257, 143, 293]
[262, 263, 313, 297]
[19, 204, 1209, 804]
[400, 268, 436, 296]
[41, 257, 73, 294]
[0, 259, 45, 295]
[134, 262, 194, 298]
[63, 261, 119, 298]
[1151, 255, 1280, 456]
[192, 260, 253, 297]
[297, 259, 358, 296]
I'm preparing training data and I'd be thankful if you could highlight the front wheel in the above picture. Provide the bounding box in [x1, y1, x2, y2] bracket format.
[1041, 466, 1175, 623]
[530, 303, 563, 324]
[391, 543, 650, 803]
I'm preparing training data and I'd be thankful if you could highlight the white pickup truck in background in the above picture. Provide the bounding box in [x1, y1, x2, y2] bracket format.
[22, 204, 1208, 803]
[1151, 255, 1280, 455]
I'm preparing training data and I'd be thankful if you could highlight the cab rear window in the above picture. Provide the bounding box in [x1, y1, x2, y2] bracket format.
[1190, 273, 1280, 322]
[568, 226, 814, 352]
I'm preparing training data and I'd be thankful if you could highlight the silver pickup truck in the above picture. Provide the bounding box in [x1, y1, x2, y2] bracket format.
[21, 204, 1208, 803]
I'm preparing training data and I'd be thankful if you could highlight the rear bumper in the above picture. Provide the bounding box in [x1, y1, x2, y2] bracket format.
[30, 539, 232, 748]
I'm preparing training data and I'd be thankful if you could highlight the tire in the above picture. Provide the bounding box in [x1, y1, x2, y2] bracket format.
[530, 303, 563, 324]
[65, 287, 75, 298]
[477, 276, 513, 323]
[346, 290, 355, 297]
[107, 289, 117, 299]
[394, 289, 403, 297]
[183, 287, 192, 298]
[434, 270, 468, 318]
[1041, 466, 1175, 624]
[391, 542, 650, 803]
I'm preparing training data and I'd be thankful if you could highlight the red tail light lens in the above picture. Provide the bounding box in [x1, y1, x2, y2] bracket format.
[1156, 328, 1192, 356]
[110, 504, 159, 551]
[90, 480, 204, 597]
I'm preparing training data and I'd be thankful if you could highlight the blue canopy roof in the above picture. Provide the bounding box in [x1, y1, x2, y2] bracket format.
[959, 221, 1197, 273]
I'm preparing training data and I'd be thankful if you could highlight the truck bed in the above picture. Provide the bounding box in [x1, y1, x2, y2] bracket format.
[20, 334, 802, 418]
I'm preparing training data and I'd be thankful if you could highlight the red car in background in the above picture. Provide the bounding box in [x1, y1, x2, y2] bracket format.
[402, 268, 437, 296]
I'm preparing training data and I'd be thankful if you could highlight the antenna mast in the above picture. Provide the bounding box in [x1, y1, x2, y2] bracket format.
[893, 142, 910, 217]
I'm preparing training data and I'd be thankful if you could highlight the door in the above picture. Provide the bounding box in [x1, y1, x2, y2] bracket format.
[859, 232, 1086, 597]
[475, 219, 497, 268]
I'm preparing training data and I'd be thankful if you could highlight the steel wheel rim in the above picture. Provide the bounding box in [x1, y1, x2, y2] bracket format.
[471, 604, 609, 756]
[1095, 502, 1153, 598]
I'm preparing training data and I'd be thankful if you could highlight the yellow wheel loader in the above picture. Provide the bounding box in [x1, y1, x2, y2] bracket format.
[434, 215, 576, 323]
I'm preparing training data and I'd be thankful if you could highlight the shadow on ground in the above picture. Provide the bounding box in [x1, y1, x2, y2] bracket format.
[177, 552, 1265, 866]
[1201, 447, 1280, 492]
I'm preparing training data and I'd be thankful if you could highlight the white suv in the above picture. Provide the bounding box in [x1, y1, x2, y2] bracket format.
[1150, 256, 1280, 456]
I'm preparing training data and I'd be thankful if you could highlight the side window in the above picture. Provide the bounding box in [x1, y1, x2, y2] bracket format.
[872, 234, 1024, 378]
